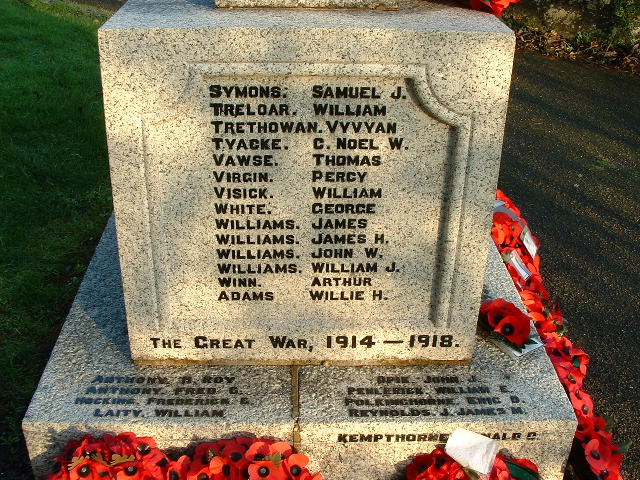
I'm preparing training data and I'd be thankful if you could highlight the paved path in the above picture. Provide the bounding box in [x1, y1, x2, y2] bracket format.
[500, 51, 640, 479]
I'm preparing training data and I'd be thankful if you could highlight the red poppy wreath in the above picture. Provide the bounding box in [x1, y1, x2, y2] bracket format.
[46, 434, 321, 480]
[491, 190, 628, 479]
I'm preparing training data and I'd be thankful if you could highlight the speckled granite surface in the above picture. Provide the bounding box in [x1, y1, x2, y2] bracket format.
[98, 0, 514, 364]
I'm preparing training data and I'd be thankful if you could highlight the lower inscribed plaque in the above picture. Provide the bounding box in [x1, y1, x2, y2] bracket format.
[297, 342, 577, 480]
[22, 219, 294, 478]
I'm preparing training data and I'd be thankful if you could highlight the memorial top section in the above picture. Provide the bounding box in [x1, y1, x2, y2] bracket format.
[99, 0, 514, 365]
[101, 0, 513, 35]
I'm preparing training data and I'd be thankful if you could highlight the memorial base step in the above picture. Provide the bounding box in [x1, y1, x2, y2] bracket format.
[23, 219, 576, 479]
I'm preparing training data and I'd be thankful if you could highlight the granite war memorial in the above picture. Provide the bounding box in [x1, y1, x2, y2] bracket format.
[23, 0, 577, 478]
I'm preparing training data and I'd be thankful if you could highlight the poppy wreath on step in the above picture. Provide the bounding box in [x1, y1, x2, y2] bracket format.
[46, 434, 322, 480]
[404, 448, 540, 480]
[491, 190, 629, 479]
[185, 436, 321, 480]
[47, 432, 170, 480]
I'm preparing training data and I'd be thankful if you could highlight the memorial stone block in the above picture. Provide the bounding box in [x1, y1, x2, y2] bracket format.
[99, 0, 515, 365]
[25, 1, 579, 477]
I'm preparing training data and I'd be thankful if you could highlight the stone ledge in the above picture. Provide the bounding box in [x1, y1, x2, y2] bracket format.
[215, 0, 399, 11]
[23, 218, 575, 479]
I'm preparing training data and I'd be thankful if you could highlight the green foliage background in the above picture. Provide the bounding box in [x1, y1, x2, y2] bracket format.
[508, 0, 639, 49]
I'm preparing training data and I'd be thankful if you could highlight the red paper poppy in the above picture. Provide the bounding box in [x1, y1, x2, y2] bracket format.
[105, 435, 135, 459]
[439, 461, 468, 480]
[283, 454, 310, 479]
[266, 441, 293, 459]
[479, 299, 531, 346]
[191, 442, 226, 474]
[592, 417, 614, 444]
[68, 457, 111, 480]
[554, 361, 585, 392]
[488, 456, 510, 480]
[247, 461, 287, 480]
[221, 439, 248, 454]
[570, 389, 595, 418]
[527, 254, 541, 274]
[607, 451, 624, 476]
[245, 441, 291, 463]
[123, 434, 165, 464]
[406, 453, 434, 480]
[521, 275, 549, 301]
[528, 310, 546, 326]
[546, 336, 589, 370]
[187, 466, 211, 480]
[519, 291, 545, 314]
[406, 448, 469, 480]
[546, 307, 566, 331]
[209, 456, 241, 480]
[424, 448, 450, 471]
[576, 414, 613, 443]
[112, 435, 168, 479]
[480, 298, 514, 328]
[215, 440, 250, 471]
[233, 437, 257, 449]
[72, 436, 112, 463]
[112, 461, 152, 480]
[492, 212, 524, 248]
[495, 314, 530, 346]
[216, 438, 250, 456]
[166, 456, 191, 480]
[585, 438, 613, 473]
[489, 454, 539, 480]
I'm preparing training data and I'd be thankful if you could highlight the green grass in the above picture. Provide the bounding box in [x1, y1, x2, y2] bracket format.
[589, 155, 615, 171]
[0, 0, 112, 476]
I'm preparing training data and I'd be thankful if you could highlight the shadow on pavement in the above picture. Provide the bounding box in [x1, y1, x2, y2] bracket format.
[500, 51, 640, 479]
